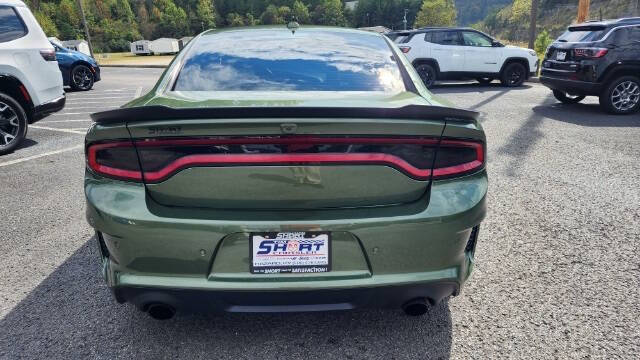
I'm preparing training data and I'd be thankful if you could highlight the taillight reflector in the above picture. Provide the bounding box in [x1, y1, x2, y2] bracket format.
[86, 137, 485, 182]
[573, 48, 608, 58]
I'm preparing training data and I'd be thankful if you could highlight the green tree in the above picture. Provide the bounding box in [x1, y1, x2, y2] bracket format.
[260, 4, 286, 24]
[55, 0, 81, 39]
[534, 29, 552, 58]
[311, 0, 346, 26]
[414, 0, 457, 28]
[34, 10, 59, 37]
[292, 0, 310, 23]
[195, 0, 217, 31]
[225, 12, 245, 26]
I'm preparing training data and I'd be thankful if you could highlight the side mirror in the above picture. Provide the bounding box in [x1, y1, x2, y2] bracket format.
[492, 41, 503, 47]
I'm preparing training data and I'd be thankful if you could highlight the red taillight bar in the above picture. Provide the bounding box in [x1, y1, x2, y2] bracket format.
[142, 153, 434, 183]
[87, 137, 484, 182]
[86, 141, 143, 181]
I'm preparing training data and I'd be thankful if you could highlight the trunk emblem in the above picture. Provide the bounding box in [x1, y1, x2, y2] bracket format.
[280, 123, 297, 134]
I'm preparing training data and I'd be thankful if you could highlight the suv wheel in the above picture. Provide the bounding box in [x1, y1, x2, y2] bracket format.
[71, 65, 94, 91]
[415, 63, 436, 88]
[553, 90, 585, 104]
[600, 76, 640, 115]
[0, 92, 28, 155]
[500, 63, 526, 87]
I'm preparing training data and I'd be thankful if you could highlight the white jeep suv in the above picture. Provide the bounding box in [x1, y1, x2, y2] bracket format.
[393, 27, 539, 88]
[0, 0, 65, 155]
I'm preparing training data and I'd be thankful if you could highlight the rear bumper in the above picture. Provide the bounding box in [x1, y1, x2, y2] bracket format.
[86, 170, 487, 311]
[92, 65, 101, 82]
[32, 94, 66, 123]
[113, 282, 459, 313]
[540, 75, 602, 96]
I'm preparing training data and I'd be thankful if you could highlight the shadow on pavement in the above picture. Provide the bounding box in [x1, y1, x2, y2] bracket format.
[0, 237, 453, 359]
[532, 103, 640, 127]
[431, 82, 533, 94]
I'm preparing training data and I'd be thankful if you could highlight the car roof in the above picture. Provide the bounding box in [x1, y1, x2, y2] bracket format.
[199, 26, 384, 39]
[571, 17, 640, 28]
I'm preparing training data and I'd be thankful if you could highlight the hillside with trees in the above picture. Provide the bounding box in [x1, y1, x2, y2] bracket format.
[475, 0, 639, 43]
[26, 0, 351, 52]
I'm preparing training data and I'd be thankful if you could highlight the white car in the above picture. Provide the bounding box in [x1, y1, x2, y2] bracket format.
[393, 27, 539, 88]
[0, 0, 65, 154]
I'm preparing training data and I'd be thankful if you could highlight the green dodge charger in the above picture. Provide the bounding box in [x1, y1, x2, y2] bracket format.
[85, 26, 487, 320]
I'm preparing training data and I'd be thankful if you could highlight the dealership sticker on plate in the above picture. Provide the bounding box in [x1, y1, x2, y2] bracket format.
[250, 232, 331, 274]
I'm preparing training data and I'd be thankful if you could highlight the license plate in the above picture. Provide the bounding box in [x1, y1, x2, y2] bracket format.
[556, 51, 566, 61]
[250, 232, 331, 274]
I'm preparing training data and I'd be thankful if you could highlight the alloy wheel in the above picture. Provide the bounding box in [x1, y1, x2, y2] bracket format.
[73, 66, 93, 90]
[611, 81, 640, 112]
[508, 68, 523, 86]
[0, 101, 19, 147]
[417, 65, 435, 88]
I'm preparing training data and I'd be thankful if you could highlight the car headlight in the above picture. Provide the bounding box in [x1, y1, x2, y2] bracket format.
[528, 50, 537, 57]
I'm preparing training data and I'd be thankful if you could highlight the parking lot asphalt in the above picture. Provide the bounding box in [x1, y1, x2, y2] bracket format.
[1, 68, 639, 359]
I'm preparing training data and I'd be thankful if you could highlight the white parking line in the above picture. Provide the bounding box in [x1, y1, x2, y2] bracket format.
[50, 113, 87, 116]
[29, 125, 86, 135]
[65, 95, 133, 100]
[0, 145, 83, 168]
[65, 101, 129, 105]
[39, 119, 92, 123]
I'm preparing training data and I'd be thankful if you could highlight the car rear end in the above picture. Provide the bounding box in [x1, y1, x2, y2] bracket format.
[84, 28, 487, 317]
[540, 24, 613, 95]
[0, 1, 65, 121]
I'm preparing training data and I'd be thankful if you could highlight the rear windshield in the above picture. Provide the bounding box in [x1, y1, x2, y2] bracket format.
[558, 26, 607, 42]
[174, 29, 406, 93]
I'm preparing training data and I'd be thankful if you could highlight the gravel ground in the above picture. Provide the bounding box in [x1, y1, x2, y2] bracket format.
[0, 71, 638, 359]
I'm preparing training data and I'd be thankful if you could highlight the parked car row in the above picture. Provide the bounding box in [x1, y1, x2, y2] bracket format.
[1, 0, 102, 155]
[386, 18, 640, 115]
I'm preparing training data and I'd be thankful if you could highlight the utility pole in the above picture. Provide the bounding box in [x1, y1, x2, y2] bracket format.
[76, 0, 94, 58]
[403, 9, 408, 30]
[577, 0, 590, 23]
[528, 0, 539, 49]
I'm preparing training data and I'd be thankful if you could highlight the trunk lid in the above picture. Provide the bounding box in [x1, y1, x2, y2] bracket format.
[93, 92, 478, 210]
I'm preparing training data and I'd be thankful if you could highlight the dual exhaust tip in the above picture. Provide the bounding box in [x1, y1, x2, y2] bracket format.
[143, 298, 430, 320]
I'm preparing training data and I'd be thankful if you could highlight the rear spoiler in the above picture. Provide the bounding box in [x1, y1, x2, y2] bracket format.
[91, 105, 479, 125]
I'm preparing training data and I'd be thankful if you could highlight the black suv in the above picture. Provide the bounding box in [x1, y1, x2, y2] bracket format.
[540, 17, 640, 115]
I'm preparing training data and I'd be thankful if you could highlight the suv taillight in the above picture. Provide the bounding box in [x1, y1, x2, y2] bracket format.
[399, 46, 411, 53]
[87, 137, 485, 183]
[573, 48, 608, 59]
[40, 49, 57, 61]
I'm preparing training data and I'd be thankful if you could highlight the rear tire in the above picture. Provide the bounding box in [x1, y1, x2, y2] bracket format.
[71, 65, 94, 91]
[552, 90, 585, 104]
[0, 92, 28, 155]
[500, 62, 526, 87]
[476, 77, 493, 85]
[415, 63, 436, 88]
[599, 76, 640, 115]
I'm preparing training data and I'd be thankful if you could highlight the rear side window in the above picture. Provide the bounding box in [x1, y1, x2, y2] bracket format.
[0, 6, 27, 43]
[432, 31, 461, 45]
[632, 27, 640, 41]
[424, 32, 433, 43]
[558, 26, 606, 42]
[613, 26, 640, 43]
[174, 30, 406, 93]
